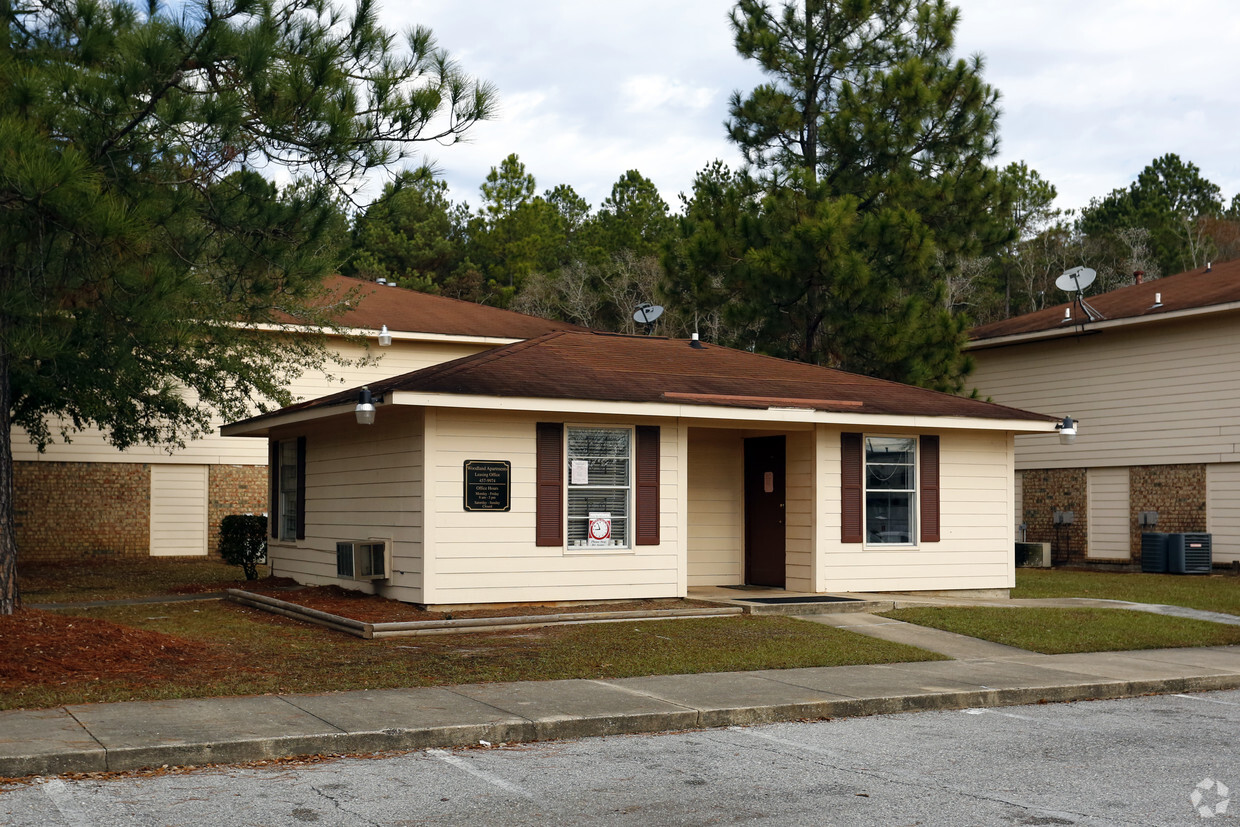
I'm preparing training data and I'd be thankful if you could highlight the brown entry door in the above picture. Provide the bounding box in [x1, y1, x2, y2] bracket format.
[744, 435, 786, 587]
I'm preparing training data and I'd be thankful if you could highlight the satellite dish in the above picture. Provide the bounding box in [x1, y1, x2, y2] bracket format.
[1055, 266, 1097, 293]
[633, 303, 664, 325]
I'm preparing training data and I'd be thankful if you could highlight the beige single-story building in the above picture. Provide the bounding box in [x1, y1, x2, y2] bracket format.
[223, 330, 1058, 607]
[969, 260, 1240, 567]
[14, 276, 577, 561]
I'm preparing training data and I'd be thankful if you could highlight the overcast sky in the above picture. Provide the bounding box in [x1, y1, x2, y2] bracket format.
[379, 1, 1240, 216]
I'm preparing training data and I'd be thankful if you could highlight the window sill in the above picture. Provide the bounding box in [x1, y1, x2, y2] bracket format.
[565, 544, 634, 555]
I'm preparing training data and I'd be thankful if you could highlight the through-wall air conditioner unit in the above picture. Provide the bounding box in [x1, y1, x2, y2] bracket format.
[1167, 533, 1212, 575]
[336, 539, 391, 581]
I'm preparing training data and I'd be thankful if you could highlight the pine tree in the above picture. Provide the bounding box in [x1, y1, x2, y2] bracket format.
[669, 0, 1007, 390]
[0, 0, 495, 614]
[1079, 154, 1224, 278]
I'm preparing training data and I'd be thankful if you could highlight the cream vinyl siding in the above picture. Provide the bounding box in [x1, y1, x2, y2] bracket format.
[968, 314, 1240, 469]
[1207, 463, 1240, 563]
[149, 465, 209, 556]
[1087, 467, 1131, 559]
[12, 338, 487, 466]
[817, 428, 1016, 592]
[686, 429, 743, 586]
[424, 409, 682, 606]
[785, 430, 815, 592]
[266, 408, 425, 603]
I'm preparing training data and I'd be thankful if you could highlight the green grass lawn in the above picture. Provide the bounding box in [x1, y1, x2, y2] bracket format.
[883, 606, 1240, 655]
[18, 557, 266, 604]
[1014, 569, 1240, 616]
[1, 602, 945, 711]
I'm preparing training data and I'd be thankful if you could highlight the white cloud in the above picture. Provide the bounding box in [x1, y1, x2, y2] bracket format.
[621, 75, 718, 113]
[374, 0, 1240, 215]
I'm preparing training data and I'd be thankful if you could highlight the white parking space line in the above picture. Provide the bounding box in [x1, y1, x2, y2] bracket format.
[426, 749, 536, 801]
[1174, 694, 1240, 707]
[962, 708, 1043, 722]
[40, 779, 91, 827]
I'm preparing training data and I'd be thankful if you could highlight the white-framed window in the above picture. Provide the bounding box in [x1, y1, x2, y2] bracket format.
[865, 436, 917, 545]
[278, 439, 300, 541]
[566, 426, 631, 549]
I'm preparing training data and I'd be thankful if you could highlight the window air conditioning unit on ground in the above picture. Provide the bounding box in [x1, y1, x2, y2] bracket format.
[336, 540, 390, 580]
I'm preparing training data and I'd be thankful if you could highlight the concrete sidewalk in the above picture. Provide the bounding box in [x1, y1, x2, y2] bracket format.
[4, 641, 1240, 779]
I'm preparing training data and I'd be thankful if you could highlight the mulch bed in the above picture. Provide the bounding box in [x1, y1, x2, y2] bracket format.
[0, 608, 247, 691]
[237, 579, 721, 624]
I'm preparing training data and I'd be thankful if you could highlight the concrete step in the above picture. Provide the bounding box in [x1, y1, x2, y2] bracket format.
[738, 598, 896, 616]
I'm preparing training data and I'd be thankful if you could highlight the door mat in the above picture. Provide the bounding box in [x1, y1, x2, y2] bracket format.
[735, 596, 864, 605]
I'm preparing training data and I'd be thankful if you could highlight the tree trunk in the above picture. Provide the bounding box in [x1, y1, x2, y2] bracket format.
[0, 340, 19, 615]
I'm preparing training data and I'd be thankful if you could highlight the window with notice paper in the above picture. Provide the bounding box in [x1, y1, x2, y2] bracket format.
[566, 427, 630, 548]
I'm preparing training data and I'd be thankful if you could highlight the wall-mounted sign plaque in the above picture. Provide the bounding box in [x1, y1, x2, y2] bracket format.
[464, 460, 511, 512]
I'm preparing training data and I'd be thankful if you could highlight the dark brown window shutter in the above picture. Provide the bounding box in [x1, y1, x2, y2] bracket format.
[635, 426, 660, 545]
[535, 423, 564, 546]
[295, 436, 307, 540]
[920, 435, 941, 543]
[269, 440, 279, 539]
[841, 432, 863, 543]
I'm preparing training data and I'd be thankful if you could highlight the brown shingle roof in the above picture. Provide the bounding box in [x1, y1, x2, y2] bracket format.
[235, 331, 1056, 427]
[970, 260, 1240, 341]
[311, 275, 582, 339]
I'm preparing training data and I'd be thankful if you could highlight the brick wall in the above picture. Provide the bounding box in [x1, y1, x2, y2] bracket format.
[1021, 467, 1089, 563]
[15, 461, 150, 561]
[207, 464, 269, 555]
[1129, 464, 1206, 555]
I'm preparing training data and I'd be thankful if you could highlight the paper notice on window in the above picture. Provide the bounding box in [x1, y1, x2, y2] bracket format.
[571, 460, 589, 485]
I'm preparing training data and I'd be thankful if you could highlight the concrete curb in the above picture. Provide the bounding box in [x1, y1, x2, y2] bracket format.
[5, 668, 1238, 778]
[225, 589, 744, 638]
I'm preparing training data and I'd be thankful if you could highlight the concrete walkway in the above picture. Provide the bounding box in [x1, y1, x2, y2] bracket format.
[4, 638, 1239, 779]
[798, 613, 1033, 660]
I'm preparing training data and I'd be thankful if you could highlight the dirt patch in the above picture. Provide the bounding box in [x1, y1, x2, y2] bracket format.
[174, 576, 298, 595]
[238, 582, 722, 623]
[0, 608, 246, 691]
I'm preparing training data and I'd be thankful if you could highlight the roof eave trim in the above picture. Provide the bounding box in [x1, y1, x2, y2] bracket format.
[967, 300, 1240, 350]
[221, 403, 358, 437]
[387, 391, 1058, 432]
[247, 322, 524, 347]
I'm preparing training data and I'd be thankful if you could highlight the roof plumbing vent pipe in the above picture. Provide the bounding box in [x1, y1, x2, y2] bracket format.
[1150, 292, 1163, 309]
[1207, 261, 1212, 272]
[689, 332, 704, 349]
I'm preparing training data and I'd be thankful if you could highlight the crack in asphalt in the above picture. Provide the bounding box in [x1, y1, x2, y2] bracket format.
[308, 784, 383, 827]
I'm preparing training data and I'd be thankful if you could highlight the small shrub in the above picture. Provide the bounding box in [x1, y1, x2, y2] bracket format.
[218, 515, 268, 581]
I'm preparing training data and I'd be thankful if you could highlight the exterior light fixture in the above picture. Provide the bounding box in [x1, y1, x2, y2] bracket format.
[1056, 415, 1077, 445]
[378, 324, 392, 347]
[355, 387, 376, 425]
